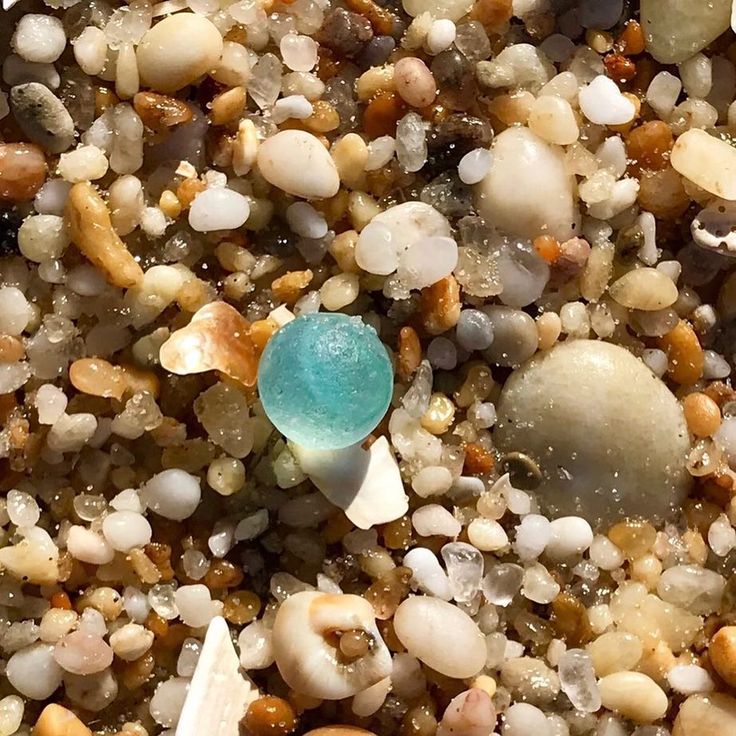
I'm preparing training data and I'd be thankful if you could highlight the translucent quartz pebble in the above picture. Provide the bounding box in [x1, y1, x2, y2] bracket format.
[641, 0, 731, 64]
[494, 340, 691, 524]
[258, 313, 393, 449]
[558, 649, 601, 713]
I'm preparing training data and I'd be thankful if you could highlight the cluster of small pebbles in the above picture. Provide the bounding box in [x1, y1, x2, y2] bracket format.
[1, 0, 736, 736]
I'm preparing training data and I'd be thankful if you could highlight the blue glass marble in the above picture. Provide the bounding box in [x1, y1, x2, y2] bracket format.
[258, 313, 394, 450]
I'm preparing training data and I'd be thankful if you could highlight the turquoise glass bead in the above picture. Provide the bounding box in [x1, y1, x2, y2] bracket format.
[257, 313, 394, 450]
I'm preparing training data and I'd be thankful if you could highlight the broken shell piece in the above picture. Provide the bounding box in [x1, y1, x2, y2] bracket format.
[290, 436, 408, 529]
[65, 183, 144, 289]
[692, 199, 736, 256]
[159, 301, 258, 387]
[437, 688, 497, 736]
[272, 591, 392, 699]
[175, 616, 258, 736]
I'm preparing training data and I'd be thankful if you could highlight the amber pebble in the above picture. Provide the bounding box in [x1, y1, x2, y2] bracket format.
[657, 320, 704, 385]
[33, 704, 91, 736]
[637, 167, 690, 220]
[339, 629, 371, 659]
[176, 177, 207, 209]
[463, 442, 494, 475]
[0, 143, 46, 203]
[618, 20, 646, 56]
[120, 650, 155, 689]
[682, 392, 721, 438]
[533, 235, 561, 264]
[133, 92, 192, 132]
[420, 275, 461, 335]
[0, 335, 25, 363]
[363, 93, 406, 139]
[383, 515, 413, 550]
[469, 0, 512, 33]
[203, 559, 244, 589]
[364, 566, 411, 619]
[626, 121, 673, 173]
[271, 270, 314, 305]
[223, 590, 261, 625]
[242, 696, 298, 736]
[604, 53, 637, 83]
[550, 592, 593, 647]
[608, 519, 657, 560]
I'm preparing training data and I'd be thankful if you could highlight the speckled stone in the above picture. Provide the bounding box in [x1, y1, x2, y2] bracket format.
[494, 339, 691, 525]
[258, 313, 393, 450]
[10, 83, 75, 154]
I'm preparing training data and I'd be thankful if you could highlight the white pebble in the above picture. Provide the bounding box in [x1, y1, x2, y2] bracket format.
[513, 514, 551, 560]
[73, 27, 108, 76]
[12, 15, 66, 64]
[272, 94, 313, 124]
[0, 696, 24, 736]
[647, 71, 683, 120]
[238, 620, 274, 670]
[403, 547, 452, 600]
[579, 75, 636, 125]
[667, 664, 715, 695]
[188, 188, 250, 232]
[286, 201, 328, 238]
[109, 623, 154, 662]
[426, 19, 456, 54]
[280, 33, 318, 72]
[0, 288, 31, 336]
[19, 214, 69, 263]
[642, 348, 669, 377]
[66, 526, 115, 565]
[35, 384, 67, 425]
[365, 136, 396, 171]
[141, 469, 201, 521]
[546, 516, 594, 560]
[6, 643, 64, 700]
[2, 55, 59, 89]
[589, 534, 624, 571]
[111, 488, 144, 513]
[150, 677, 190, 728]
[412, 466, 453, 497]
[521, 563, 560, 604]
[58, 146, 109, 183]
[320, 273, 359, 311]
[708, 513, 736, 557]
[177, 638, 201, 677]
[174, 584, 215, 628]
[7, 489, 39, 527]
[394, 597, 485, 678]
[458, 148, 493, 185]
[503, 702, 551, 736]
[34, 179, 72, 216]
[123, 587, 150, 624]
[398, 235, 458, 289]
[467, 517, 508, 551]
[412, 504, 461, 537]
[102, 511, 152, 552]
[354, 220, 398, 275]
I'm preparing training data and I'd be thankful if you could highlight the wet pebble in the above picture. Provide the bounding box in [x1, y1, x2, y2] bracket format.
[482, 306, 537, 367]
[317, 8, 373, 58]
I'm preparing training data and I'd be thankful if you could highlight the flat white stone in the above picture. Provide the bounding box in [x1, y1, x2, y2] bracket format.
[291, 436, 408, 529]
[671, 129, 736, 201]
[175, 617, 258, 736]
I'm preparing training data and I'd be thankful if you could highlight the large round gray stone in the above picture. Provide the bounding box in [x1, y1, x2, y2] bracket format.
[494, 339, 691, 525]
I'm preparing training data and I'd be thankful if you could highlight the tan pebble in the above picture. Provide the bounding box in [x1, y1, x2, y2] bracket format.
[709, 626, 736, 687]
[332, 134, 369, 190]
[158, 190, 181, 219]
[320, 273, 360, 311]
[528, 95, 579, 146]
[133, 91, 192, 132]
[70, 358, 126, 400]
[470, 674, 497, 698]
[328, 230, 360, 273]
[271, 269, 313, 305]
[0, 335, 25, 363]
[671, 128, 736, 201]
[609, 268, 679, 311]
[421, 275, 461, 335]
[608, 519, 656, 560]
[233, 119, 260, 176]
[673, 693, 736, 736]
[119, 364, 160, 398]
[303, 101, 340, 134]
[536, 311, 561, 351]
[136, 13, 224, 93]
[393, 57, 437, 108]
[159, 301, 258, 388]
[657, 320, 704, 385]
[629, 553, 662, 590]
[398, 326, 421, 379]
[587, 632, 643, 676]
[65, 183, 144, 289]
[33, 704, 92, 736]
[176, 177, 206, 210]
[348, 191, 381, 231]
[76, 586, 123, 621]
[598, 671, 668, 723]
[421, 393, 455, 435]
[356, 65, 395, 102]
[0, 143, 47, 203]
[210, 87, 247, 126]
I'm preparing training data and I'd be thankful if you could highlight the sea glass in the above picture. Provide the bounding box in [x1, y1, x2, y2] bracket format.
[258, 313, 393, 450]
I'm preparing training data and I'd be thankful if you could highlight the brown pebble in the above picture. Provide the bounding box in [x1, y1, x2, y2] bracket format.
[626, 121, 673, 173]
[464, 442, 494, 475]
[604, 53, 637, 83]
[133, 92, 192, 132]
[242, 696, 298, 736]
[65, 183, 144, 289]
[469, 0, 512, 33]
[0, 143, 46, 203]
[363, 93, 406, 139]
[421, 275, 461, 335]
[33, 704, 91, 736]
[637, 166, 690, 220]
[0, 335, 25, 363]
[618, 20, 645, 56]
[398, 326, 421, 379]
[210, 87, 247, 125]
[344, 0, 395, 34]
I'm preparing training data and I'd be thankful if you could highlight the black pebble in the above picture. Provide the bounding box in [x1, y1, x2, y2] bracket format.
[0, 209, 22, 256]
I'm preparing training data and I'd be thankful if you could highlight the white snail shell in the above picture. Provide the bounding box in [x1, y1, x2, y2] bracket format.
[272, 591, 392, 700]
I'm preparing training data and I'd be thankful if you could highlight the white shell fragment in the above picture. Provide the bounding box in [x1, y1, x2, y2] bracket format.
[175, 616, 258, 736]
[291, 436, 408, 529]
[691, 199, 736, 256]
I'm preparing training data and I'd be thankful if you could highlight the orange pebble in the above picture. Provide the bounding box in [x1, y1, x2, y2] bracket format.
[464, 442, 495, 475]
[50, 591, 72, 610]
[398, 326, 421, 379]
[657, 320, 704, 385]
[533, 235, 561, 264]
[682, 392, 721, 438]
